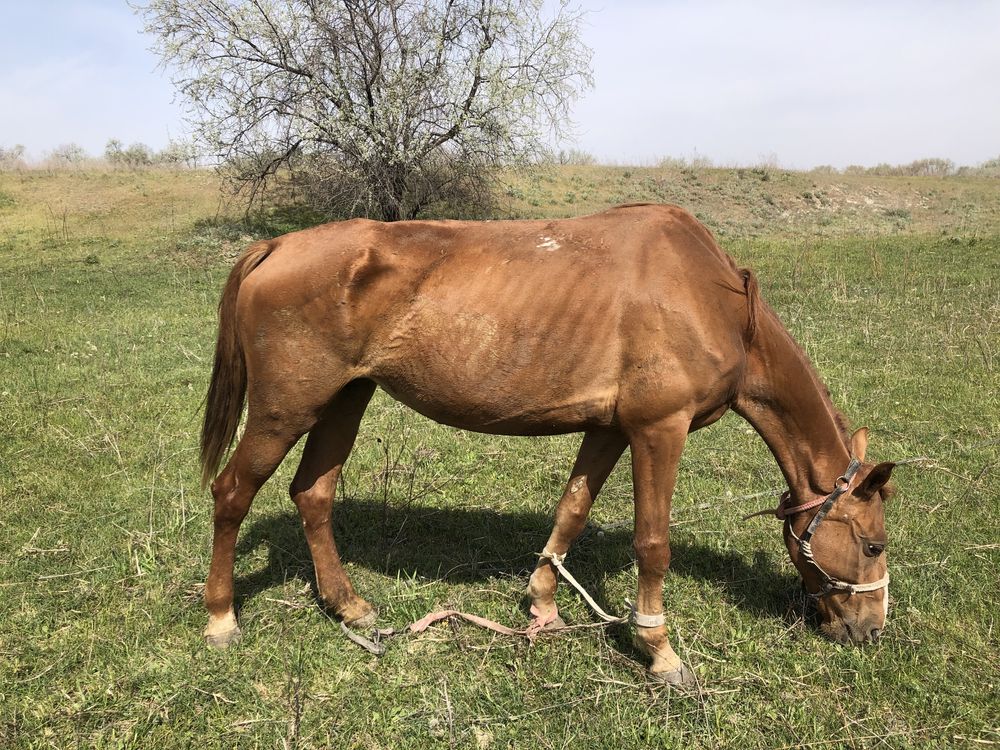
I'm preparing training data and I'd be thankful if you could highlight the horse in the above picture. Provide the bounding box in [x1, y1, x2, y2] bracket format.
[198, 203, 894, 685]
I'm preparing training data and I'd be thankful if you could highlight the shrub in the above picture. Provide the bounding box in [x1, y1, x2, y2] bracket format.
[858, 158, 956, 177]
[0, 144, 27, 171]
[156, 139, 200, 168]
[554, 149, 597, 166]
[49, 143, 88, 168]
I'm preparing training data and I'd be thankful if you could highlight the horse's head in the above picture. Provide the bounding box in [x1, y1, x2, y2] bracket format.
[783, 428, 895, 644]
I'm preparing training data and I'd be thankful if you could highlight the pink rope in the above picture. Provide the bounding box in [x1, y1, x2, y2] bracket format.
[409, 604, 558, 641]
[775, 492, 827, 519]
[743, 490, 826, 521]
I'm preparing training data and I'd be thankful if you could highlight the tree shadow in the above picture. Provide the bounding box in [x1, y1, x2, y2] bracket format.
[234, 496, 802, 630]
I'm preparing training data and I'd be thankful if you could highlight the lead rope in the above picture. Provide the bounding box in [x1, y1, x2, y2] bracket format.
[340, 548, 664, 655]
[537, 549, 628, 624]
[538, 548, 665, 628]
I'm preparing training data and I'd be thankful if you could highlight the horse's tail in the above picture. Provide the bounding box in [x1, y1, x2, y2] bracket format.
[200, 240, 275, 489]
[741, 267, 760, 344]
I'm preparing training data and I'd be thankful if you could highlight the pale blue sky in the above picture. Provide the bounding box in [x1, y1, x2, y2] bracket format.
[2, 0, 998, 168]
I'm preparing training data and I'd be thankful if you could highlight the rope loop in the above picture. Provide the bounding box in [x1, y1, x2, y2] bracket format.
[538, 548, 627, 624]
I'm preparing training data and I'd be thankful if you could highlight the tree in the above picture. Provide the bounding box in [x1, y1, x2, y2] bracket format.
[123, 142, 155, 169]
[138, 0, 592, 220]
[105, 138, 125, 165]
[105, 139, 155, 169]
[156, 138, 201, 168]
[49, 143, 88, 168]
[555, 148, 596, 166]
[0, 144, 27, 171]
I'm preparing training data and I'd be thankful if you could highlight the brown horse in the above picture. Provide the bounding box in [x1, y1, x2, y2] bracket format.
[199, 203, 894, 685]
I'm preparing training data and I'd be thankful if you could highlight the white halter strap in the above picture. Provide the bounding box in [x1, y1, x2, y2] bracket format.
[784, 458, 890, 598]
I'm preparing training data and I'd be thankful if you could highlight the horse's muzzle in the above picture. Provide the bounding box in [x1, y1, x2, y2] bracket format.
[822, 617, 884, 645]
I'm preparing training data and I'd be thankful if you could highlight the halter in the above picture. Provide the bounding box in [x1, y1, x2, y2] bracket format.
[751, 458, 890, 599]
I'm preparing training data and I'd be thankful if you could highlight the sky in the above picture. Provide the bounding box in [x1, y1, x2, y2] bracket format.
[2, 0, 998, 169]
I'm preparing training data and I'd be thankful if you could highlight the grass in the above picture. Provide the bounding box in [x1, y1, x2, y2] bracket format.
[1, 168, 998, 748]
[500, 164, 1000, 240]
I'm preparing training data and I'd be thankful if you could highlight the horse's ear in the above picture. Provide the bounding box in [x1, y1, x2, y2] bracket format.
[850, 427, 869, 462]
[856, 462, 896, 498]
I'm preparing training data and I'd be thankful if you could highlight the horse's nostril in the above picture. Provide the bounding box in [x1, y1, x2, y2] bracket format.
[870, 627, 882, 641]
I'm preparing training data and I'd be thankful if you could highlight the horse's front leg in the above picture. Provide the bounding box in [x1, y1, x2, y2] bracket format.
[629, 418, 695, 685]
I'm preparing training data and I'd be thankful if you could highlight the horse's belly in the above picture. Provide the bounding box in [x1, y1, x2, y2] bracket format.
[367, 320, 619, 434]
[373, 372, 617, 435]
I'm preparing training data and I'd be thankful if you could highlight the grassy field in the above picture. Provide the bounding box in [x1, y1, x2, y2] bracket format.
[1, 167, 998, 748]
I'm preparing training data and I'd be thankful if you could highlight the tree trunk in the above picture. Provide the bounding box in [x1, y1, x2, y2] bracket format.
[377, 166, 408, 222]
[378, 198, 402, 222]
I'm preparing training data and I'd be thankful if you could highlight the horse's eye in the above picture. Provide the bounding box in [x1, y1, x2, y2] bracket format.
[863, 541, 885, 558]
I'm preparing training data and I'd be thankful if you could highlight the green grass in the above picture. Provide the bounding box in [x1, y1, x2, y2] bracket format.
[1, 169, 998, 748]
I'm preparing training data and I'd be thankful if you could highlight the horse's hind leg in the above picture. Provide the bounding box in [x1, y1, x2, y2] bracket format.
[289, 379, 377, 628]
[204, 423, 303, 648]
[527, 429, 627, 626]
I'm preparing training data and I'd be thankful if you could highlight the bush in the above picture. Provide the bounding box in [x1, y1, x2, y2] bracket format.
[286, 150, 498, 221]
[49, 143, 88, 168]
[155, 139, 199, 168]
[123, 143, 154, 168]
[554, 148, 597, 166]
[657, 154, 714, 170]
[883, 207, 911, 219]
[905, 158, 955, 176]
[104, 139, 124, 165]
[0, 144, 26, 172]
[855, 158, 957, 177]
[106, 138, 200, 170]
[106, 140, 154, 169]
[964, 156, 1000, 178]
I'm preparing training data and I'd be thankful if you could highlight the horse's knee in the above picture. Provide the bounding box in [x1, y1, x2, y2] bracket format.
[555, 497, 590, 528]
[290, 481, 334, 528]
[211, 474, 249, 525]
[210, 471, 234, 500]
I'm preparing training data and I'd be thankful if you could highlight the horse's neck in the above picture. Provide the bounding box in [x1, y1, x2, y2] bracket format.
[735, 308, 852, 500]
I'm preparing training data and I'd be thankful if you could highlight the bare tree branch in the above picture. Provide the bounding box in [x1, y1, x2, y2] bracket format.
[136, 0, 592, 220]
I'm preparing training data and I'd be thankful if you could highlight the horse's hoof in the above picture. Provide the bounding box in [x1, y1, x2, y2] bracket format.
[205, 625, 242, 650]
[346, 608, 377, 630]
[543, 615, 568, 630]
[649, 663, 696, 687]
[204, 610, 241, 649]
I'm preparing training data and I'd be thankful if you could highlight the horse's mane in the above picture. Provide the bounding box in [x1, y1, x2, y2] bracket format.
[828, 391, 854, 447]
[741, 268, 759, 344]
[756, 288, 854, 453]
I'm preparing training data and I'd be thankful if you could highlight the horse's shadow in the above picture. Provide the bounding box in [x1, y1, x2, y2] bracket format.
[234, 496, 804, 641]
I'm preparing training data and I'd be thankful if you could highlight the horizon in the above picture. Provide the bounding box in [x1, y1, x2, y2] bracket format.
[5, 149, 996, 174]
